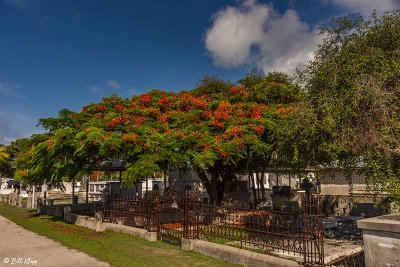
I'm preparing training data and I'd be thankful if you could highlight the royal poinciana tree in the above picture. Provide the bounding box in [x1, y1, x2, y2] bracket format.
[76, 79, 300, 204]
[13, 76, 301, 205]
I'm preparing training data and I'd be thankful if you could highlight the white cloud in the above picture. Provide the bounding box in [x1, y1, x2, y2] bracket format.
[88, 80, 123, 95]
[107, 80, 122, 89]
[2, 0, 29, 8]
[0, 110, 42, 145]
[205, 0, 269, 67]
[0, 82, 24, 98]
[87, 85, 104, 94]
[204, 0, 322, 75]
[329, 0, 399, 15]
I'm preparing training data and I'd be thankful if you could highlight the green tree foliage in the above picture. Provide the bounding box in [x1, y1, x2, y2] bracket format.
[191, 75, 234, 97]
[12, 75, 300, 205]
[0, 145, 8, 162]
[11, 134, 51, 184]
[0, 144, 12, 177]
[294, 11, 400, 205]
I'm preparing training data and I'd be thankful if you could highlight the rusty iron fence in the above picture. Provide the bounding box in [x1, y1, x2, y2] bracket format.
[302, 194, 324, 266]
[102, 192, 324, 266]
[157, 198, 186, 245]
[187, 204, 304, 254]
[102, 196, 159, 231]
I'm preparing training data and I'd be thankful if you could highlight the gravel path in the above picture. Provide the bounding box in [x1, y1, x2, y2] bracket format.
[0, 215, 110, 267]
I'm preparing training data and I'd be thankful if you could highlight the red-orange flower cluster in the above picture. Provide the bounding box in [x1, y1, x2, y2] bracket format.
[123, 133, 137, 142]
[47, 139, 54, 149]
[256, 125, 264, 134]
[115, 104, 125, 111]
[140, 94, 152, 106]
[230, 86, 249, 97]
[97, 105, 105, 112]
[251, 106, 264, 119]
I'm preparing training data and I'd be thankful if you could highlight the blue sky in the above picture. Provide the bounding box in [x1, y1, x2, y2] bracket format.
[0, 0, 398, 144]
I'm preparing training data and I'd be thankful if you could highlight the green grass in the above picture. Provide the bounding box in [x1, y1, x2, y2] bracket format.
[0, 203, 239, 267]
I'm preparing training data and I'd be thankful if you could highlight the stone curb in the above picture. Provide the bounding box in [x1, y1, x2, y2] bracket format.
[181, 238, 300, 267]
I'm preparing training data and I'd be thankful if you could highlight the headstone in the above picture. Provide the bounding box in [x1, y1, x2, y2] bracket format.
[272, 186, 291, 198]
[64, 206, 71, 214]
[18, 195, 22, 207]
[27, 191, 32, 209]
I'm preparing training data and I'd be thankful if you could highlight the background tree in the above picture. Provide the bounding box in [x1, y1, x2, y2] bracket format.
[0, 144, 12, 178]
[292, 11, 400, 206]
[0, 145, 8, 162]
[191, 75, 233, 97]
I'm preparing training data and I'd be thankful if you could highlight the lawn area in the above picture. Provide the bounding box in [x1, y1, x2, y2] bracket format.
[0, 203, 239, 267]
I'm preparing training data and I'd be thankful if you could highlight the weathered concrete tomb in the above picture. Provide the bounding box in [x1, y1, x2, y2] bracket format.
[358, 213, 400, 267]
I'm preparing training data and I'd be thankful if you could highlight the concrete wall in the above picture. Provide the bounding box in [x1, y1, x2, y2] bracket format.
[320, 184, 368, 195]
[64, 212, 99, 231]
[363, 229, 400, 267]
[181, 238, 300, 267]
[61, 208, 157, 241]
[319, 170, 366, 185]
[358, 214, 400, 267]
[102, 223, 157, 241]
[39, 203, 99, 218]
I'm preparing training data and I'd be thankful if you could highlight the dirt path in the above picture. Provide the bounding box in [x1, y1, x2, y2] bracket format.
[0, 215, 110, 267]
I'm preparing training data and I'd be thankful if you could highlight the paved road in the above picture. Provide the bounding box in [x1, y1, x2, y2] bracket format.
[0, 215, 109, 267]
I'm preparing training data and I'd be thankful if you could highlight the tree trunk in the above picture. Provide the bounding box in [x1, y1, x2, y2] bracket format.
[250, 173, 258, 208]
[259, 171, 266, 201]
[163, 170, 167, 190]
[255, 172, 261, 202]
[85, 176, 89, 204]
[193, 166, 213, 202]
[210, 170, 219, 205]
[194, 164, 237, 206]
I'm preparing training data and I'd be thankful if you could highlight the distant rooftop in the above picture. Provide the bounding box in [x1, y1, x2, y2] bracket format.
[94, 160, 126, 171]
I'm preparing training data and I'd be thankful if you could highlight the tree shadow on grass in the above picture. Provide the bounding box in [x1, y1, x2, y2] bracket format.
[38, 215, 64, 222]
[24, 209, 40, 218]
[26, 213, 40, 218]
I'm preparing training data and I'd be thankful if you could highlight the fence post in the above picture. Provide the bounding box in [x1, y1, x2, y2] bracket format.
[183, 190, 188, 239]
[156, 193, 161, 240]
[302, 193, 324, 266]
[196, 202, 199, 239]
[146, 197, 150, 231]
[302, 194, 309, 265]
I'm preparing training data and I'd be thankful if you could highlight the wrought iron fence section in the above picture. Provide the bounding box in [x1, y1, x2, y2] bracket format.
[102, 196, 158, 231]
[100, 192, 324, 266]
[302, 194, 324, 266]
[157, 199, 186, 245]
[186, 203, 304, 256]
